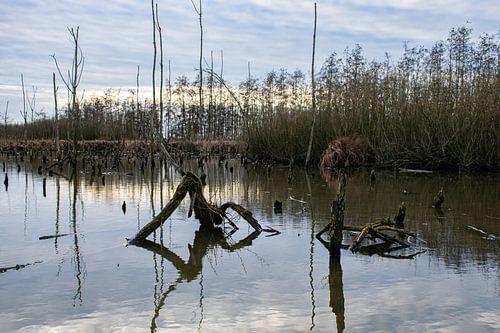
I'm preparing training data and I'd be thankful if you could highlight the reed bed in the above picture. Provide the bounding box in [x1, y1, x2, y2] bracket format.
[1, 26, 498, 170]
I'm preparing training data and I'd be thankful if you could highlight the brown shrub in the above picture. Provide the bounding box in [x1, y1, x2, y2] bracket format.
[320, 135, 374, 169]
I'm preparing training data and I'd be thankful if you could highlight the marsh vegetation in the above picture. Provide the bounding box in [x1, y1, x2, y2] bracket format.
[1, 26, 499, 170]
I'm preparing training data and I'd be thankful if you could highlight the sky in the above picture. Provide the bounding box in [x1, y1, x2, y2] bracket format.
[0, 0, 499, 122]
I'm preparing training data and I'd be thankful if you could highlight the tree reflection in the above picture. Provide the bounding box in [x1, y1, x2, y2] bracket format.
[328, 254, 345, 333]
[317, 238, 345, 332]
[134, 226, 261, 332]
[70, 171, 85, 306]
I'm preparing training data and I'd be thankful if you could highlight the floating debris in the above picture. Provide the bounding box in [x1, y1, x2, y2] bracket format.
[289, 196, 307, 204]
[398, 168, 433, 174]
[467, 226, 498, 241]
[39, 233, 69, 240]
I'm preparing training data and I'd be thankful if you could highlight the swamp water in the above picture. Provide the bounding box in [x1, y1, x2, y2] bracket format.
[0, 158, 499, 332]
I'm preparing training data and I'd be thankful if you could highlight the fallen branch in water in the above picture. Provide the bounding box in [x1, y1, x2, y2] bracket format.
[289, 196, 307, 204]
[39, 233, 70, 240]
[317, 201, 422, 257]
[467, 225, 498, 241]
[128, 172, 278, 244]
[0, 261, 42, 274]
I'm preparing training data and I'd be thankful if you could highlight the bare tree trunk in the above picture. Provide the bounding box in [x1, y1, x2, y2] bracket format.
[51, 26, 84, 167]
[155, 4, 164, 138]
[167, 60, 172, 137]
[136, 65, 141, 138]
[53, 72, 60, 152]
[218, 50, 224, 137]
[191, 0, 203, 138]
[209, 50, 214, 138]
[198, 0, 203, 136]
[305, 2, 317, 168]
[151, 0, 157, 167]
[21, 74, 27, 142]
[71, 28, 79, 167]
[2, 101, 8, 138]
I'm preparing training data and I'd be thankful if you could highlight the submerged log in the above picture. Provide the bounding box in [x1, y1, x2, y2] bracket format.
[39, 233, 69, 240]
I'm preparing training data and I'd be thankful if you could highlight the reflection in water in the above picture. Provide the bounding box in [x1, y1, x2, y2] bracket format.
[328, 255, 345, 333]
[1, 157, 499, 332]
[306, 172, 316, 331]
[135, 226, 261, 332]
[317, 235, 346, 332]
[24, 172, 28, 236]
[70, 171, 85, 307]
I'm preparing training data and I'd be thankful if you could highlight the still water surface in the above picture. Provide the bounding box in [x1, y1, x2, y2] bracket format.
[0, 158, 499, 332]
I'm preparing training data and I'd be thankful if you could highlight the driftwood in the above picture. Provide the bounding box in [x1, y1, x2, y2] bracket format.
[467, 225, 499, 241]
[317, 199, 422, 257]
[128, 172, 278, 244]
[39, 233, 69, 240]
[348, 223, 413, 253]
[0, 261, 42, 274]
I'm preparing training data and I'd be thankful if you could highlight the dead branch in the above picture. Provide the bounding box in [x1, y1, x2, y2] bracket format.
[128, 172, 276, 244]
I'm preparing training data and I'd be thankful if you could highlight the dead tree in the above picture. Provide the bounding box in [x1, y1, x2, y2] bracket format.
[190, 0, 204, 132]
[2, 101, 8, 137]
[128, 171, 278, 244]
[155, 3, 165, 138]
[20, 74, 28, 142]
[316, 168, 346, 255]
[52, 72, 60, 152]
[150, 0, 158, 165]
[51, 26, 84, 167]
[136, 65, 141, 138]
[305, 2, 318, 168]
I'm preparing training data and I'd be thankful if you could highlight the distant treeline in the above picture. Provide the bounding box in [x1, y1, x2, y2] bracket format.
[1, 26, 499, 169]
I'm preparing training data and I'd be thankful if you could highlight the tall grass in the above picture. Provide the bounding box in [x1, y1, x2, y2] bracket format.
[1, 26, 499, 169]
[246, 27, 500, 169]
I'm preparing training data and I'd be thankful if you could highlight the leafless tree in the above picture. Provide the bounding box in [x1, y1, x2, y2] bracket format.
[26, 86, 37, 126]
[2, 101, 8, 137]
[51, 26, 84, 167]
[306, 2, 318, 168]
[151, 0, 158, 163]
[155, 3, 165, 138]
[20, 74, 28, 141]
[53, 72, 60, 151]
[190, 0, 204, 130]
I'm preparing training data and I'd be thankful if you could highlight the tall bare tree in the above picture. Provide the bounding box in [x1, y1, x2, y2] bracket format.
[305, 2, 318, 168]
[151, 0, 158, 164]
[136, 65, 141, 137]
[53, 72, 60, 151]
[167, 60, 172, 137]
[51, 26, 84, 167]
[20, 74, 28, 142]
[155, 3, 165, 138]
[26, 86, 37, 126]
[2, 101, 8, 137]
